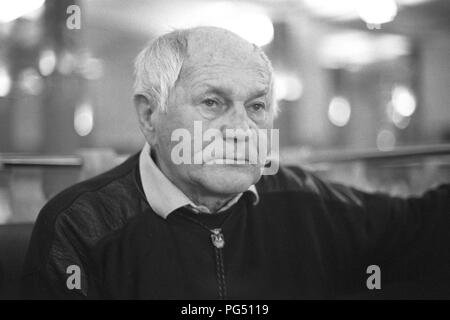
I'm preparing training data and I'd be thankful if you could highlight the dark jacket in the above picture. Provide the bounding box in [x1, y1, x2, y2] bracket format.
[21, 153, 450, 299]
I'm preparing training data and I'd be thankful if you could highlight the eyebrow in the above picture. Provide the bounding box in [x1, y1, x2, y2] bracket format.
[195, 84, 269, 101]
[200, 86, 232, 98]
[247, 89, 269, 101]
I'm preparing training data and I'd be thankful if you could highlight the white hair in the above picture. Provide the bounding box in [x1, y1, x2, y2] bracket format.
[133, 28, 278, 116]
[133, 29, 188, 112]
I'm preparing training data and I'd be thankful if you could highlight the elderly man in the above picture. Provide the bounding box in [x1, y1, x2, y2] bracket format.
[22, 27, 450, 299]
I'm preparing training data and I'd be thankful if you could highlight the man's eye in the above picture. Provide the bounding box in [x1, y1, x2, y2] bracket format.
[249, 103, 266, 112]
[202, 99, 219, 107]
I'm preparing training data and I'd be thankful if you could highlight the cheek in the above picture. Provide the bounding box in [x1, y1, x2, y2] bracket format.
[152, 117, 181, 163]
[153, 108, 200, 165]
[255, 117, 273, 130]
[157, 108, 191, 137]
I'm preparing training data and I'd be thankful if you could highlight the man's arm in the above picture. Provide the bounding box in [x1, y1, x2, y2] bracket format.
[289, 166, 450, 291]
[21, 205, 100, 299]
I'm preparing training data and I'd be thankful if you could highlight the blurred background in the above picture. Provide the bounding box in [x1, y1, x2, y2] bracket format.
[0, 0, 449, 224]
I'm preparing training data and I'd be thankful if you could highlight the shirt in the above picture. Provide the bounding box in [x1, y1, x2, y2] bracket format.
[139, 143, 259, 218]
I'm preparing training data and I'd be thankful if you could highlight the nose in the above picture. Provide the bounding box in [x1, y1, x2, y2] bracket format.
[219, 104, 252, 139]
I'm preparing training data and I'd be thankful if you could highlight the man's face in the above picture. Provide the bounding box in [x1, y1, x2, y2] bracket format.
[151, 34, 273, 199]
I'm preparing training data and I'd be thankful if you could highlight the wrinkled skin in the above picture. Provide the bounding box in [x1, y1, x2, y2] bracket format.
[136, 27, 274, 212]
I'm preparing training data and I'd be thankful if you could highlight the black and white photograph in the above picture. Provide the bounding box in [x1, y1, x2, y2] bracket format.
[0, 0, 450, 304]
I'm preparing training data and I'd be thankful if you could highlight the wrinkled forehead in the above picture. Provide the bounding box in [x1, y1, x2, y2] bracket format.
[180, 29, 272, 85]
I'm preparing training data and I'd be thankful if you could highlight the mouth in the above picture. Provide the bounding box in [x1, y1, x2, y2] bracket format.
[204, 158, 251, 165]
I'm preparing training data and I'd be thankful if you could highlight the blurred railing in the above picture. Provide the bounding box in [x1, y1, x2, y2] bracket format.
[0, 149, 125, 224]
[1, 144, 450, 224]
[283, 143, 450, 197]
[301, 144, 450, 164]
[0, 155, 83, 168]
[2, 144, 449, 168]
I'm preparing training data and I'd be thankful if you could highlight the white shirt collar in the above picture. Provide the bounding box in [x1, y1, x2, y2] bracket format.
[139, 143, 259, 219]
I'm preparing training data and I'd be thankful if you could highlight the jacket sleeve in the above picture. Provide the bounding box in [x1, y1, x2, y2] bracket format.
[291, 167, 450, 291]
[21, 204, 101, 299]
[349, 182, 450, 283]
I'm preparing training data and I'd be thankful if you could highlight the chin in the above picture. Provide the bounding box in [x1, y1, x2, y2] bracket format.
[191, 164, 260, 195]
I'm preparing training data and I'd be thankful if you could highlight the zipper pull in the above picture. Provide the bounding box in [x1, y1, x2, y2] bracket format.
[210, 228, 225, 249]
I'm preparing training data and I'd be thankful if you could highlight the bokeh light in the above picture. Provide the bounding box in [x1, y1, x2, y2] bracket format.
[0, 0, 45, 23]
[74, 102, 94, 137]
[392, 85, 416, 117]
[328, 96, 351, 127]
[38, 49, 57, 76]
[0, 66, 12, 97]
[376, 129, 396, 151]
[357, 0, 398, 25]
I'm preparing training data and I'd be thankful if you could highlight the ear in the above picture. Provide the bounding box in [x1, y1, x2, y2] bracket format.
[134, 93, 157, 144]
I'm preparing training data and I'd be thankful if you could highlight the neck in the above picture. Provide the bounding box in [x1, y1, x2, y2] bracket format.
[152, 147, 237, 213]
[186, 190, 236, 213]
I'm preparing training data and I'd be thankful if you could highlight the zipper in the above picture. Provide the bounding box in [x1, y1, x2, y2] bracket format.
[210, 228, 227, 300]
[178, 212, 228, 300]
